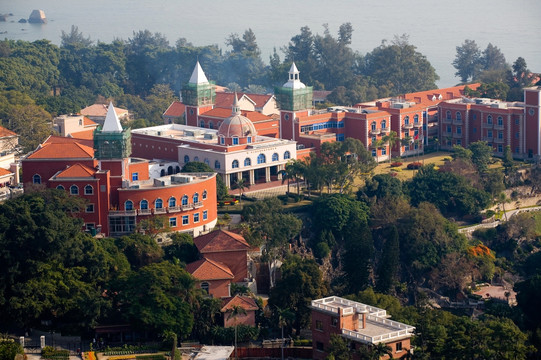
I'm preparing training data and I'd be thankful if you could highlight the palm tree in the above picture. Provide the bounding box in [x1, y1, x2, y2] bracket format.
[383, 130, 399, 163]
[276, 306, 295, 360]
[227, 304, 247, 360]
[233, 177, 249, 205]
[371, 342, 393, 360]
[279, 162, 296, 194]
[498, 192, 510, 221]
[371, 139, 385, 164]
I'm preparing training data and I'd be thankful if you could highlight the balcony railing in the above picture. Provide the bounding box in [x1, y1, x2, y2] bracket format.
[442, 131, 453, 137]
[181, 204, 192, 211]
[442, 117, 452, 123]
[168, 206, 181, 213]
[453, 133, 463, 138]
[154, 207, 166, 214]
[482, 123, 494, 129]
[138, 209, 151, 215]
[494, 123, 504, 130]
[482, 136, 494, 142]
[494, 137, 505, 143]
[381, 127, 390, 133]
[452, 119, 462, 125]
[370, 128, 381, 135]
[109, 210, 136, 216]
[413, 122, 423, 128]
[194, 201, 204, 208]
[402, 123, 413, 129]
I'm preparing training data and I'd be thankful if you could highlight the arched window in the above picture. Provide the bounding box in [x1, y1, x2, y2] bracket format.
[456, 112, 462, 121]
[140, 200, 148, 210]
[284, 151, 291, 160]
[84, 185, 93, 195]
[232, 160, 239, 168]
[168, 166, 174, 175]
[371, 122, 376, 131]
[244, 158, 251, 166]
[446, 111, 451, 120]
[184, 155, 190, 163]
[404, 116, 410, 124]
[56, 185, 64, 190]
[160, 169, 166, 177]
[125, 200, 134, 210]
[209, 121, 214, 129]
[169, 197, 176, 207]
[215, 160, 221, 169]
[193, 193, 199, 203]
[487, 115, 493, 124]
[32, 174, 41, 184]
[155, 198, 163, 209]
[498, 116, 503, 125]
[194, 156, 199, 162]
[70, 185, 79, 195]
[199, 120, 205, 128]
[79, 119, 83, 126]
[257, 154, 266, 164]
[182, 195, 188, 206]
[272, 153, 279, 161]
[175, 166, 181, 173]
[201, 282, 209, 294]
[202, 190, 207, 200]
[381, 120, 387, 129]
[204, 158, 210, 166]
[414, 114, 419, 123]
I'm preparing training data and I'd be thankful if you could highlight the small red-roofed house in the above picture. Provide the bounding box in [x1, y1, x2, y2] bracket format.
[186, 258, 234, 298]
[221, 295, 258, 327]
[194, 229, 250, 282]
[81, 104, 129, 126]
[162, 101, 186, 125]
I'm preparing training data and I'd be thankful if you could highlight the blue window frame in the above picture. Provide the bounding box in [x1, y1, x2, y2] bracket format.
[182, 195, 188, 206]
[70, 185, 79, 195]
[169, 197, 176, 207]
[132, 172, 138, 181]
[56, 185, 64, 190]
[85, 185, 93, 195]
[203, 210, 208, 220]
[272, 153, 279, 162]
[257, 154, 266, 164]
[170, 217, 177, 227]
[232, 160, 239, 168]
[232, 137, 239, 145]
[184, 155, 189, 163]
[182, 215, 189, 225]
[125, 200, 133, 210]
[244, 158, 251, 166]
[404, 116, 410, 125]
[193, 193, 199, 203]
[284, 151, 290, 160]
[336, 134, 345, 141]
[194, 213, 200, 223]
[140, 200, 148, 209]
[202, 190, 207, 200]
[33, 174, 41, 184]
[215, 160, 221, 169]
[155, 199, 163, 209]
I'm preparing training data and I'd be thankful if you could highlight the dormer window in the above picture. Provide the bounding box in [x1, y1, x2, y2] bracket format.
[219, 136, 225, 145]
[232, 136, 239, 145]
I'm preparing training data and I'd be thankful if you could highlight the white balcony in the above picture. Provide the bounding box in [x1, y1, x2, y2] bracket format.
[138, 209, 151, 215]
[154, 207, 166, 214]
[168, 206, 181, 213]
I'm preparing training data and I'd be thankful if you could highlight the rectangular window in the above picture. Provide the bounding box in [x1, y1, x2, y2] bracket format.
[132, 172, 139, 181]
[473, 113, 477, 120]
[382, 148, 387, 155]
[498, 144, 503, 153]
[331, 317, 338, 327]
[182, 215, 189, 225]
[456, 139, 462, 146]
[336, 134, 345, 141]
[169, 217, 177, 227]
[446, 125, 451, 133]
[488, 130, 493, 138]
[473, 127, 477, 133]
[516, 132, 520, 139]
[515, 117, 520, 125]
[247, 137, 252, 143]
[515, 147, 520, 153]
[194, 213, 200, 223]
[203, 210, 208, 220]
[457, 126, 462, 134]
[86, 223, 95, 231]
[233, 137, 239, 145]
[315, 320, 323, 331]
[85, 204, 94, 213]
[498, 132, 503, 139]
[100, 185, 106, 192]
[396, 342, 403, 352]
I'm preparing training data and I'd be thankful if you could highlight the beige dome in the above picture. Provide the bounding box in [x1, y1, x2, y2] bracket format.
[218, 114, 257, 138]
[218, 93, 257, 138]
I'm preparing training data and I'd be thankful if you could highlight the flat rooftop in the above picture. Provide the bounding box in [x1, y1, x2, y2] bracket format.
[312, 296, 415, 345]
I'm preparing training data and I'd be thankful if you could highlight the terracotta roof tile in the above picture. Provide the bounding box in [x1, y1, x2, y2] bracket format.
[194, 229, 250, 253]
[0, 168, 13, 176]
[403, 84, 481, 105]
[221, 295, 258, 312]
[69, 129, 95, 140]
[81, 104, 128, 117]
[43, 135, 94, 148]
[201, 107, 271, 122]
[163, 101, 186, 117]
[215, 92, 272, 109]
[83, 117, 98, 126]
[0, 126, 17, 138]
[186, 258, 234, 280]
[27, 142, 94, 160]
[55, 163, 97, 178]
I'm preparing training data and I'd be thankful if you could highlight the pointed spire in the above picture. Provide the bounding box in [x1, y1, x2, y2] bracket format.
[102, 102, 123, 133]
[232, 92, 241, 116]
[189, 61, 209, 84]
[283, 62, 306, 89]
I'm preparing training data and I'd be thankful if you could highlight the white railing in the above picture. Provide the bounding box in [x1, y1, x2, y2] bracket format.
[154, 207, 166, 214]
[168, 206, 180, 213]
[138, 209, 151, 215]
[193, 201, 203, 208]
[109, 210, 136, 216]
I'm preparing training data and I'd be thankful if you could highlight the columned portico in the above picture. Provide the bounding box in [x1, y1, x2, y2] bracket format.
[265, 167, 270, 182]
[249, 169, 255, 185]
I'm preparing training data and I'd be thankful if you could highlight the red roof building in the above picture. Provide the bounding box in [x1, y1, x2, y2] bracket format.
[221, 295, 258, 328]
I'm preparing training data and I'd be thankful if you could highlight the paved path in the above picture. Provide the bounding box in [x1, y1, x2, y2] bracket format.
[459, 206, 541, 234]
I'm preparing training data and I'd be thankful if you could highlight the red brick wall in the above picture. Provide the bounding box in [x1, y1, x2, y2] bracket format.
[198, 278, 230, 298]
[223, 310, 256, 327]
[22, 159, 97, 186]
[129, 161, 150, 181]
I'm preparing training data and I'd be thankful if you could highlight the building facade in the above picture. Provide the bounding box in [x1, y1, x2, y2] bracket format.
[22, 103, 218, 238]
[312, 296, 415, 359]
